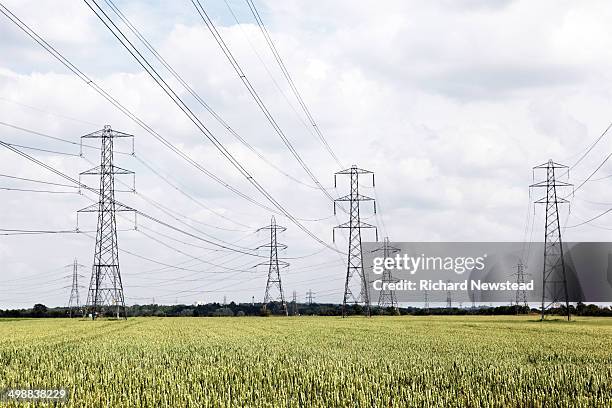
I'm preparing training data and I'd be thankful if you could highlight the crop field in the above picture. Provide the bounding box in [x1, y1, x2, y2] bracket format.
[0, 316, 611, 407]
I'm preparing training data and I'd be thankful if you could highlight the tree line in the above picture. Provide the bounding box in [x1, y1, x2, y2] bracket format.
[0, 301, 610, 318]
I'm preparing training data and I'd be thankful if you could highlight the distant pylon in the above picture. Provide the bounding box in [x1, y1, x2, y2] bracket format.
[257, 216, 288, 316]
[513, 261, 529, 314]
[333, 165, 377, 317]
[372, 237, 400, 312]
[67, 258, 85, 318]
[446, 280, 452, 308]
[530, 160, 572, 321]
[305, 290, 315, 305]
[79, 125, 135, 320]
[424, 290, 429, 314]
[291, 291, 298, 316]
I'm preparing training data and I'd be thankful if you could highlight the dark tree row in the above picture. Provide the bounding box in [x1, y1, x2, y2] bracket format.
[1, 301, 611, 318]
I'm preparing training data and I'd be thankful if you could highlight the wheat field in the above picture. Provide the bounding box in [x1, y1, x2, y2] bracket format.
[0, 316, 611, 407]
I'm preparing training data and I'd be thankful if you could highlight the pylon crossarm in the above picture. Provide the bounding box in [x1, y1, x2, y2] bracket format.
[82, 128, 134, 139]
[533, 161, 569, 169]
[530, 181, 572, 188]
[256, 243, 288, 250]
[335, 167, 373, 175]
[335, 193, 374, 202]
[534, 197, 570, 204]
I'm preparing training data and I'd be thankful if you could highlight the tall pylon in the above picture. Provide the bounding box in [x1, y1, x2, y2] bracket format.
[513, 261, 529, 314]
[333, 165, 377, 318]
[78, 125, 135, 320]
[291, 290, 298, 316]
[257, 216, 288, 316]
[530, 160, 572, 321]
[446, 280, 452, 308]
[424, 290, 429, 314]
[67, 258, 85, 318]
[305, 289, 315, 305]
[372, 237, 400, 312]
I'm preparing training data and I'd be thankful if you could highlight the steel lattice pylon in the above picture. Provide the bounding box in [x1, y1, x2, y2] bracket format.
[513, 261, 529, 314]
[334, 165, 377, 317]
[291, 290, 298, 316]
[257, 216, 288, 316]
[78, 125, 135, 320]
[372, 237, 400, 312]
[67, 258, 85, 318]
[531, 159, 572, 321]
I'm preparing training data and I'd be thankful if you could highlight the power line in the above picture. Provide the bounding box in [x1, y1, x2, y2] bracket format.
[0, 3, 280, 216]
[223, 0, 340, 174]
[242, 0, 343, 168]
[0, 120, 111, 152]
[82, 0, 342, 253]
[0, 96, 100, 126]
[0, 186, 78, 194]
[0, 228, 78, 235]
[102, 0, 322, 191]
[0, 173, 80, 188]
[0, 139, 287, 257]
[565, 121, 612, 173]
[9, 115, 256, 232]
[565, 207, 612, 229]
[1, 141, 80, 157]
[81, 155, 261, 253]
[132, 155, 253, 231]
[190, 0, 344, 211]
[565, 152, 612, 197]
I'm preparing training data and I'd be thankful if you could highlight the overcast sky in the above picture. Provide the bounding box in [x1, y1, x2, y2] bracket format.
[2, 0, 612, 308]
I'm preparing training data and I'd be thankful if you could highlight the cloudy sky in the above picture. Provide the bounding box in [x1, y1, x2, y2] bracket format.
[2, 0, 612, 308]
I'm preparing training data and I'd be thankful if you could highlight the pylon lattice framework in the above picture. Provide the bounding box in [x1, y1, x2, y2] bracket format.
[257, 216, 288, 316]
[305, 290, 315, 305]
[67, 258, 85, 318]
[291, 290, 298, 316]
[333, 165, 377, 317]
[530, 159, 572, 321]
[513, 261, 529, 313]
[373, 237, 400, 311]
[78, 125, 135, 320]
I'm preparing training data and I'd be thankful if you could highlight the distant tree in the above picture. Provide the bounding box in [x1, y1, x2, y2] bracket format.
[32, 304, 47, 317]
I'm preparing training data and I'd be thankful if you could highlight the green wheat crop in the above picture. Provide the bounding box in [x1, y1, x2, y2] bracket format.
[0, 316, 610, 407]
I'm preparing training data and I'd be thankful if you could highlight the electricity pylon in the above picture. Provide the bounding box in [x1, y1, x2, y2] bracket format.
[78, 125, 135, 320]
[305, 290, 315, 305]
[372, 237, 400, 312]
[333, 165, 377, 318]
[513, 261, 529, 314]
[257, 216, 288, 316]
[530, 160, 572, 321]
[424, 290, 429, 314]
[446, 280, 452, 308]
[291, 290, 298, 316]
[67, 258, 85, 318]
